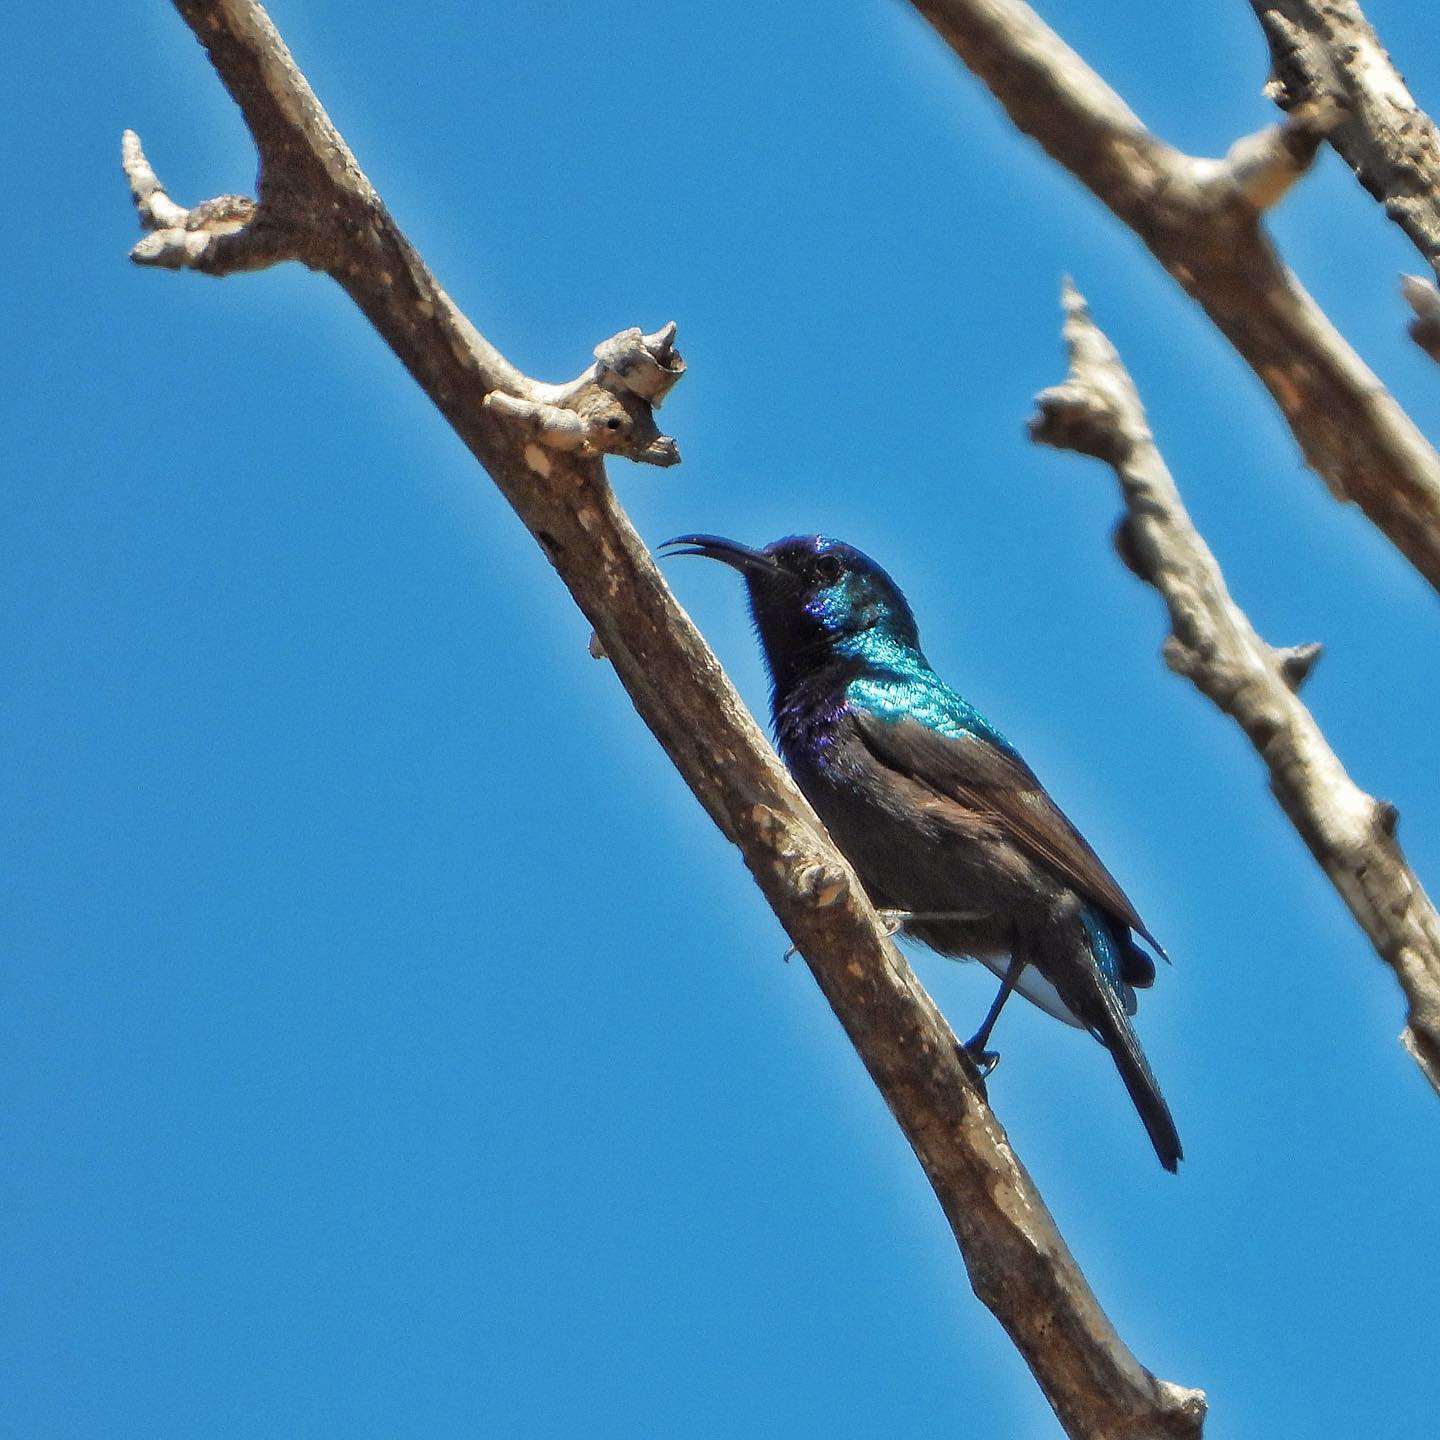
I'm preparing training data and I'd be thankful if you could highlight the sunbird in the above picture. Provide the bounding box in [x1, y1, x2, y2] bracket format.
[664, 532, 1180, 1171]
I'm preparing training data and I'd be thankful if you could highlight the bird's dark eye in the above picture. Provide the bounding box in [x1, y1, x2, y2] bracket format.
[813, 554, 843, 586]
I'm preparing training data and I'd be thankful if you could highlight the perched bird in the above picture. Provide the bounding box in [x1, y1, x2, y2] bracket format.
[663, 532, 1181, 1171]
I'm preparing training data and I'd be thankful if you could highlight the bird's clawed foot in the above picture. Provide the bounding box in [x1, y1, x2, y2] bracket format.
[962, 1040, 1001, 1078]
[877, 909, 909, 938]
[955, 1040, 995, 1094]
[877, 908, 984, 937]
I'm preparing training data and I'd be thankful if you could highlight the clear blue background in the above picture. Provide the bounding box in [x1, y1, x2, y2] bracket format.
[6, 2, 1440, 1434]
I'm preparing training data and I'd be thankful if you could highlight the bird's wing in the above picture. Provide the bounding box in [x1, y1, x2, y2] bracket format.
[852, 709, 1162, 955]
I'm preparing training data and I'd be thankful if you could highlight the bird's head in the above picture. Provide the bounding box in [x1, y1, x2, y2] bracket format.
[662, 533, 921, 688]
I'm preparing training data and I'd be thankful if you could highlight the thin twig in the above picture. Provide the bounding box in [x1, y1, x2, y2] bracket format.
[1031, 279, 1440, 1095]
[1403, 275, 1440, 365]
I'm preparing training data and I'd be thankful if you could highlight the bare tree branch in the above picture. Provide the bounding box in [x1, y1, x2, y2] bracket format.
[907, 0, 1440, 595]
[121, 2, 1205, 1434]
[1250, 0, 1440, 366]
[1251, 0, 1440, 284]
[1032, 279, 1440, 1095]
[120, 119, 682, 468]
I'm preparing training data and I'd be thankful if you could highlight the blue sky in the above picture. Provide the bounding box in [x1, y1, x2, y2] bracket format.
[6, 2, 1440, 1434]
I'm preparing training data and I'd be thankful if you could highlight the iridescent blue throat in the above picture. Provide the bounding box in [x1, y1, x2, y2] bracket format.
[832, 625, 1021, 759]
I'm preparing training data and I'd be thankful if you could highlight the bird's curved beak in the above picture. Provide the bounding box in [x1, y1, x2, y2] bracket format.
[660, 534, 780, 576]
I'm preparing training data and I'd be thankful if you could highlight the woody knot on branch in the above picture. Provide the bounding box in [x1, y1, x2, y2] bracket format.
[1194, 98, 1341, 214]
[485, 323, 685, 469]
[123, 129, 285, 275]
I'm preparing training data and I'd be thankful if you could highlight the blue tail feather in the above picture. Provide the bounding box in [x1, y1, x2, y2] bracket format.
[1080, 909, 1138, 1016]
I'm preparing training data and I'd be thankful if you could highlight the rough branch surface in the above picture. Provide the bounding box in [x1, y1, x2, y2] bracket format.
[1032, 281, 1440, 1095]
[908, 0, 1440, 595]
[122, 3, 1204, 1436]
[1252, 0, 1440, 283]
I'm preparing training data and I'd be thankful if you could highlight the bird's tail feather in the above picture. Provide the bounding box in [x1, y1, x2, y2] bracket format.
[1089, 977, 1183, 1173]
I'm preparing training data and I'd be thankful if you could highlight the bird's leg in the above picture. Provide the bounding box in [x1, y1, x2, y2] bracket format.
[964, 955, 1026, 1075]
